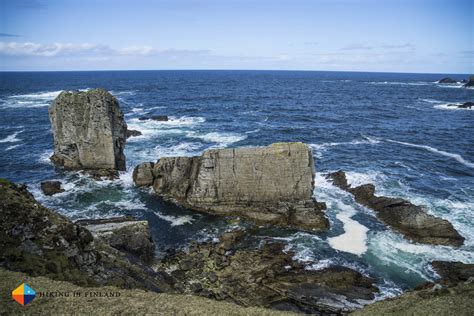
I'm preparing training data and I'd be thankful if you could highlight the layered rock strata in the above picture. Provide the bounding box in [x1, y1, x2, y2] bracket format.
[134, 142, 329, 231]
[48, 88, 127, 176]
[326, 170, 464, 247]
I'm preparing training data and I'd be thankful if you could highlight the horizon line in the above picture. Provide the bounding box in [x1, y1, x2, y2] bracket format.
[0, 68, 471, 75]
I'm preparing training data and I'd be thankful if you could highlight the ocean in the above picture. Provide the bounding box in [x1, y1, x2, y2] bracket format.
[1, 70, 473, 299]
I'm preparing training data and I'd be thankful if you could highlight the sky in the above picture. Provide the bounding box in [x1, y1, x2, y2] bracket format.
[0, 0, 472, 73]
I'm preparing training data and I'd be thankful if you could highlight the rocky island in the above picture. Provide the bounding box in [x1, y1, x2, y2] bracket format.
[133, 142, 329, 231]
[48, 89, 127, 177]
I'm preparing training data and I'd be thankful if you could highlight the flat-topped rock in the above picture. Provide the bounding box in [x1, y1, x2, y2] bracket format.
[134, 142, 329, 231]
[76, 216, 155, 262]
[326, 171, 464, 247]
[40, 180, 64, 196]
[48, 88, 127, 176]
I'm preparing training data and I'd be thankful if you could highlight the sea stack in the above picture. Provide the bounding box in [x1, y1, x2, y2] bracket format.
[48, 89, 127, 176]
[133, 142, 329, 231]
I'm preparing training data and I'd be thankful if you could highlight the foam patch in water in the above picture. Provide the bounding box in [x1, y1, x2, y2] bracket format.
[0, 131, 22, 143]
[328, 202, 369, 256]
[153, 211, 195, 226]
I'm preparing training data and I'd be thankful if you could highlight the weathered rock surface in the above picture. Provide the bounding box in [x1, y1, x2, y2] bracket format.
[326, 171, 464, 247]
[0, 178, 171, 291]
[48, 88, 127, 176]
[126, 129, 142, 138]
[463, 75, 474, 87]
[75, 216, 155, 263]
[133, 162, 155, 187]
[438, 77, 458, 84]
[40, 180, 64, 196]
[156, 230, 378, 314]
[431, 261, 474, 285]
[135, 142, 329, 231]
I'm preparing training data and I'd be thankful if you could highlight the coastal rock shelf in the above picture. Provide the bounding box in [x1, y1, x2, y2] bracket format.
[133, 142, 329, 231]
[48, 88, 127, 176]
[327, 170, 464, 247]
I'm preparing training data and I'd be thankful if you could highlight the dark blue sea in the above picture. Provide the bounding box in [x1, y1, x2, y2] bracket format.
[1, 70, 473, 299]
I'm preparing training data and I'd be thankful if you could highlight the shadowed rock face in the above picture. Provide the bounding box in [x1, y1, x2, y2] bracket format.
[48, 89, 127, 176]
[0, 178, 172, 292]
[134, 142, 329, 231]
[326, 171, 464, 247]
[464, 76, 474, 87]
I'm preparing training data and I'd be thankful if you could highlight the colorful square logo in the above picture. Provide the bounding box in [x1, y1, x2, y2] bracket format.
[12, 283, 36, 306]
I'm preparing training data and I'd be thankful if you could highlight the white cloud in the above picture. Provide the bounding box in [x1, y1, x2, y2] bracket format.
[0, 42, 183, 57]
[0, 42, 112, 57]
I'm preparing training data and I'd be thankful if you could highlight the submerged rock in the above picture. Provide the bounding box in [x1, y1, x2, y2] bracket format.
[157, 230, 378, 314]
[126, 129, 142, 138]
[326, 171, 464, 247]
[75, 216, 155, 263]
[135, 142, 329, 231]
[0, 178, 171, 291]
[438, 77, 458, 84]
[40, 180, 64, 196]
[48, 88, 127, 176]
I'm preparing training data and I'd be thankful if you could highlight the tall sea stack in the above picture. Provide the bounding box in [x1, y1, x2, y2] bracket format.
[48, 89, 127, 176]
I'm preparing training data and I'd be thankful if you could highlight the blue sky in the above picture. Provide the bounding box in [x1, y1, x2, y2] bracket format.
[0, 0, 472, 73]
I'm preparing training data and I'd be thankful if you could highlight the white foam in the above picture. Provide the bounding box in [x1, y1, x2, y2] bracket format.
[345, 170, 387, 188]
[366, 81, 430, 86]
[369, 230, 474, 281]
[310, 137, 380, 157]
[9, 90, 62, 100]
[153, 211, 194, 226]
[104, 199, 148, 210]
[328, 202, 369, 256]
[154, 142, 203, 157]
[5, 144, 21, 151]
[385, 139, 474, 169]
[0, 130, 22, 143]
[187, 131, 247, 147]
[38, 150, 54, 164]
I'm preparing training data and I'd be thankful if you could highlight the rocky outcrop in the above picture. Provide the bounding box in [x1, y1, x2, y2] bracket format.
[431, 261, 474, 285]
[133, 162, 155, 187]
[40, 180, 64, 196]
[326, 171, 464, 247]
[126, 129, 142, 138]
[157, 230, 378, 314]
[438, 77, 458, 84]
[48, 89, 127, 176]
[75, 216, 155, 263]
[139, 115, 169, 121]
[0, 178, 171, 291]
[463, 76, 474, 87]
[134, 143, 329, 231]
[447, 102, 474, 109]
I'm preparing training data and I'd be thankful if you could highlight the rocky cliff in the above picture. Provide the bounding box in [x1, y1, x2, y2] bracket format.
[134, 142, 329, 231]
[48, 89, 127, 176]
